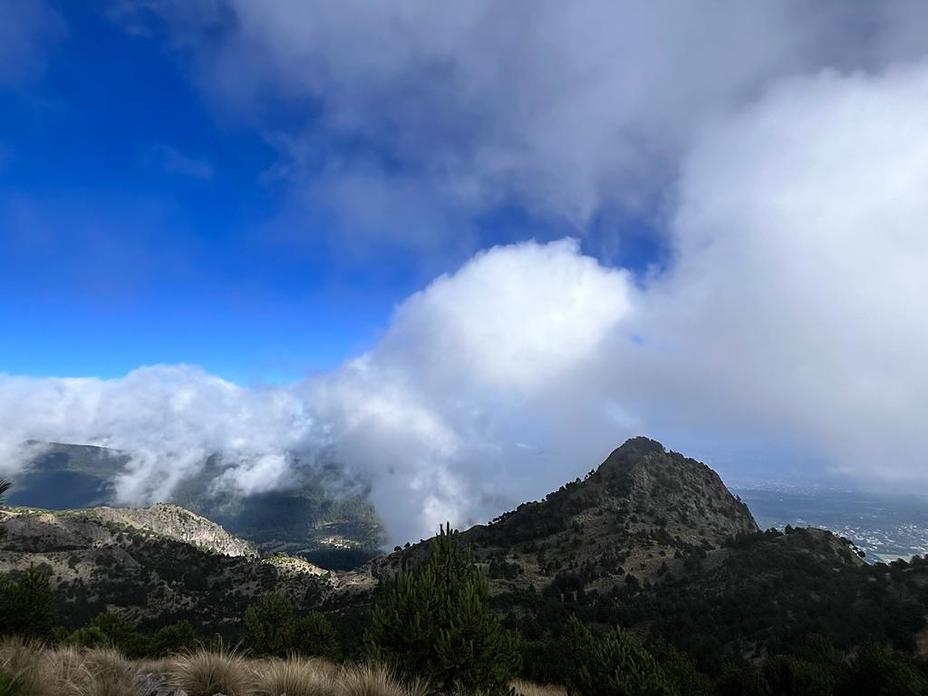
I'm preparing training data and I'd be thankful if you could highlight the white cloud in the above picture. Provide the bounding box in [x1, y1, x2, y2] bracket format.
[0, 365, 315, 504]
[6, 3, 928, 544]
[127, 0, 928, 249]
[633, 61, 928, 484]
[0, 242, 634, 543]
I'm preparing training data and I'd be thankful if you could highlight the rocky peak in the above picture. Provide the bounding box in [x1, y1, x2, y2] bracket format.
[372, 437, 759, 592]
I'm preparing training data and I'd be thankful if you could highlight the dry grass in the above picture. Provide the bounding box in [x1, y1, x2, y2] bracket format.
[511, 680, 568, 696]
[0, 640, 563, 696]
[0, 636, 43, 688]
[253, 655, 339, 695]
[337, 663, 428, 696]
[0, 639, 138, 696]
[168, 646, 255, 696]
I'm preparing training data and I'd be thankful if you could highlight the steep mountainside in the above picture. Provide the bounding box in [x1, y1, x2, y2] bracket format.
[370, 437, 759, 593]
[0, 504, 335, 630]
[7, 442, 384, 569]
[5, 435, 926, 668]
[353, 437, 925, 671]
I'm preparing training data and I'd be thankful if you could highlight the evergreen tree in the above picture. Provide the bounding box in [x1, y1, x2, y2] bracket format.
[292, 611, 339, 660]
[243, 592, 339, 659]
[564, 615, 672, 696]
[0, 565, 54, 637]
[761, 654, 834, 696]
[149, 620, 198, 657]
[837, 646, 928, 696]
[365, 523, 519, 695]
[243, 592, 298, 657]
[69, 610, 148, 657]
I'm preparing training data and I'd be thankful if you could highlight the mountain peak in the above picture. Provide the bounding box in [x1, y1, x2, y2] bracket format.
[372, 437, 758, 592]
[609, 436, 667, 458]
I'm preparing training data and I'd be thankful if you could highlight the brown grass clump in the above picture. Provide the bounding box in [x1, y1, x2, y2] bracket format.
[169, 646, 255, 696]
[0, 639, 138, 696]
[253, 655, 339, 696]
[134, 656, 176, 676]
[336, 663, 428, 696]
[0, 636, 43, 688]
[80, 648, 138, 696]
[511, 680, 568, 696]
[35, 645, 92, 696]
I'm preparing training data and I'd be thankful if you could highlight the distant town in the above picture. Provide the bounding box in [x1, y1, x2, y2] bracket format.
[736, 486, 928, 562]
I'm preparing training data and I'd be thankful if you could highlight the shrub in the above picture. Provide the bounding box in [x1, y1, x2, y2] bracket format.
[68, 611, 147, 658]
[761, 654, 834, 696]
[245, 593, 295, 658]
[837, 646, 928, 696]
[365, 524, 519, 695]
[653, 645, 713, 696]
[564, 615, 672, 696]
[243, 593, 339, 659]
[714, 661, 766, 696]
[293, 612, 339, 660]
[0, 566, 54, 638]
[149, 620, 198, 657]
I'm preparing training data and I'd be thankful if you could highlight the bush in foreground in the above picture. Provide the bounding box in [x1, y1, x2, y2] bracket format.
[244, 592, 339, 659]
[365, 524, 519, 695]
[0, 566, 54, 638]
[564, 615, 672, 696]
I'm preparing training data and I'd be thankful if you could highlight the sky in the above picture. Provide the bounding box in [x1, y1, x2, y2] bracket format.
[3, 1, 928, 543]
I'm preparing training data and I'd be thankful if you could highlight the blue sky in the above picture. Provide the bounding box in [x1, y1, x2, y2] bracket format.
[3, 1, 928, 534]
[1, 1, 675, 384]
[0, 2, 445, 382]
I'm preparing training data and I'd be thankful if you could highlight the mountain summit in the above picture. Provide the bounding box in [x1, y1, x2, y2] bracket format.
[372, 437, 758, 593]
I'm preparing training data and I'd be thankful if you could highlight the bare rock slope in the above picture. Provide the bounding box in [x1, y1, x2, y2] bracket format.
[0, 503, 330, 628]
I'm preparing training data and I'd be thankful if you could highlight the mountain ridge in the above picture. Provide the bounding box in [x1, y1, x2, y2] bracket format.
[5, 441, 384, 569]
[6, 435, 916, 666]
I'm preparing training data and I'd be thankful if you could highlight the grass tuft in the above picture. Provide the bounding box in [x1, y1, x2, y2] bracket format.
[169, 646, 255, 696]
[511, 680, 568, 696]
[254, 655, 338, 696]
[337, 663, 428, 696]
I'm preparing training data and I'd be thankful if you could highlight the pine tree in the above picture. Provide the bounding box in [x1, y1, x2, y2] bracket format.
[564, 615, 672, 696]
[243, 592, 338, 658]
[365, 523, 519, 695]
[243, 592, 297, 657]
[0, 565, 54, 638]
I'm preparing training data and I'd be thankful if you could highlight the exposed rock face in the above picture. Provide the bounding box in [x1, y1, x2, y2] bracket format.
[0, 503, 257, 558]
[369, 437, 759, 593]
[0, 504, 333, 628]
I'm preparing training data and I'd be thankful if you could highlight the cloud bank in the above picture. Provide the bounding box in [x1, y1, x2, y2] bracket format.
[4, 3, 928, 543]
[130, 0, 928, 248]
